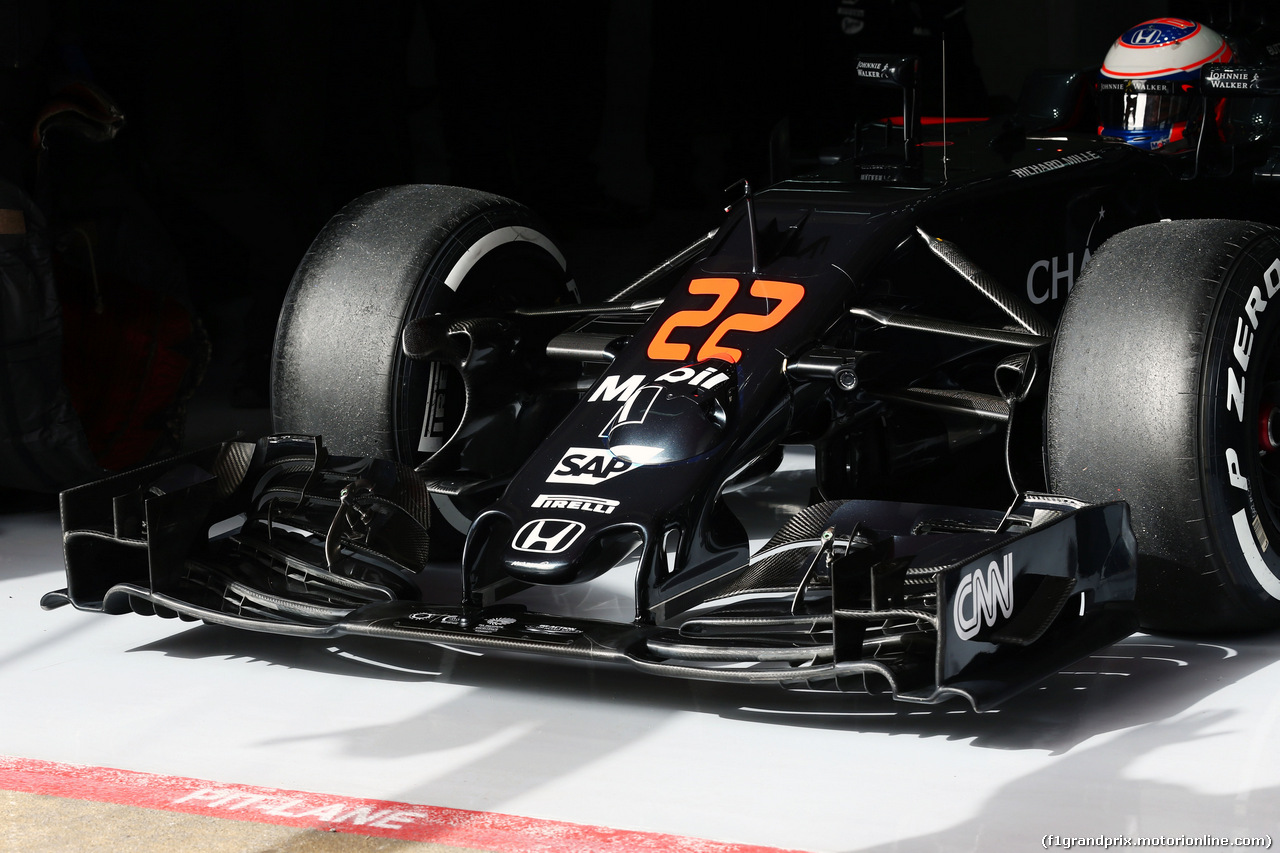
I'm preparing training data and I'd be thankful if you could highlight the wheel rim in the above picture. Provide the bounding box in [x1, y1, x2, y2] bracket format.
[1252, 380, 1280, 540]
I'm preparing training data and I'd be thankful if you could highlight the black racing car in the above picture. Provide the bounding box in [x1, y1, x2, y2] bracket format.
[45, 15, 1280, 709]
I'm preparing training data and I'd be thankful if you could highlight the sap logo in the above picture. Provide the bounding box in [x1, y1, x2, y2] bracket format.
[531, 494, 620, 515]
[1026, 250, 1091, 304]
[953, 553, 1015, 641]
[512, 519, 586, 553]
[546, 447, 632, 484]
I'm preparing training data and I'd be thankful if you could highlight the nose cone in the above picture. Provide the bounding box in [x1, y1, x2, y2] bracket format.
[604, 361, 738, 464]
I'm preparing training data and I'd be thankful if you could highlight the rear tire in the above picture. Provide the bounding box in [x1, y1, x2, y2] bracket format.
[1047, 219, 1280, 632]
[271, 185, 577, 539]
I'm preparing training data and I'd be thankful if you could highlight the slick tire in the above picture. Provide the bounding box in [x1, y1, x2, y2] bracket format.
[1047, 219, 1280, 632]
[271, 185, 577, 538]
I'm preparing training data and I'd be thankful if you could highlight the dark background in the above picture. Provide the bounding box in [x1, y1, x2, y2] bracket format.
[0, 0, 1250, 418]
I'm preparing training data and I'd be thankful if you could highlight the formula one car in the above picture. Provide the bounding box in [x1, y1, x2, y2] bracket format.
[44, 15, 1280, 709]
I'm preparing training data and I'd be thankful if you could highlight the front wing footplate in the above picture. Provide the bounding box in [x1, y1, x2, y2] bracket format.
[44, 438, 1138, 710]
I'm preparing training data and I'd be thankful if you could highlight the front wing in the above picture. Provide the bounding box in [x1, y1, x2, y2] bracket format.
[43, 437, 1138, 710]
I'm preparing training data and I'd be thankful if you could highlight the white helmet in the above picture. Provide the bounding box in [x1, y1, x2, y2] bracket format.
[1098, 18, 1233, 150]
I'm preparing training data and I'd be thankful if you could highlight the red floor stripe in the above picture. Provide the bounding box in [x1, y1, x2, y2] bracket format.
[0, 756, 807, 853]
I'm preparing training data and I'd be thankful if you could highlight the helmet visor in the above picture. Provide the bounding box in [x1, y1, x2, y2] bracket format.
[1097, 79, 1199, 148]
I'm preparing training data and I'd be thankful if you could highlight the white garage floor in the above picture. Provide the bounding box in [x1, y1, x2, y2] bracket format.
[4, 445, 1280, 853]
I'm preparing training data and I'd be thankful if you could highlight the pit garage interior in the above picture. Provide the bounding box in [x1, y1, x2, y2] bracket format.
[4, 2, 1280, 852]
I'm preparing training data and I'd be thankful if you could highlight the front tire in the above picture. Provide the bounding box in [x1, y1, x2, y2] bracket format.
[1047, 219, 1280, 632]
[271, 185, 577, 537]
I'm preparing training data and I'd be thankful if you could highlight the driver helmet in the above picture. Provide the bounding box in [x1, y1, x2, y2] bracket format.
[1097, 18, 1232, 150]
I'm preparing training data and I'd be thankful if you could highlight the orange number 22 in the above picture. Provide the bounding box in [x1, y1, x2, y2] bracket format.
[647, 278, 805, 363]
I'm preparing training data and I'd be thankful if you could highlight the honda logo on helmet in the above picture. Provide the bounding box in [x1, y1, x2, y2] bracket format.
[512, 519, 586, 553]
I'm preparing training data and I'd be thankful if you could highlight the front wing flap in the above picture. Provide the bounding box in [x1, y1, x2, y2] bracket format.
[45, 439, 1138, 710]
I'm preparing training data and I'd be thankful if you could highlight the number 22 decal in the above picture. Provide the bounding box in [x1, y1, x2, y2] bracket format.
[647, 278, 805, 363]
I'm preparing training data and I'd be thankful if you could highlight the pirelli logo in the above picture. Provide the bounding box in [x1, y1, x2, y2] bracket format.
[531, 494, 620, 515]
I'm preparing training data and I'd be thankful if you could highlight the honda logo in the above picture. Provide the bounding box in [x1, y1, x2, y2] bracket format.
[512, 518, 586, 553]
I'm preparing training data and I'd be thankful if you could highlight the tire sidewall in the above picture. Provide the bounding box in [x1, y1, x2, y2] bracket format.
[1200, 230, 1280, 620]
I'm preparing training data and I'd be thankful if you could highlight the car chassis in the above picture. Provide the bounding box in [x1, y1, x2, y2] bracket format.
[43, 50, 1280, 709]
